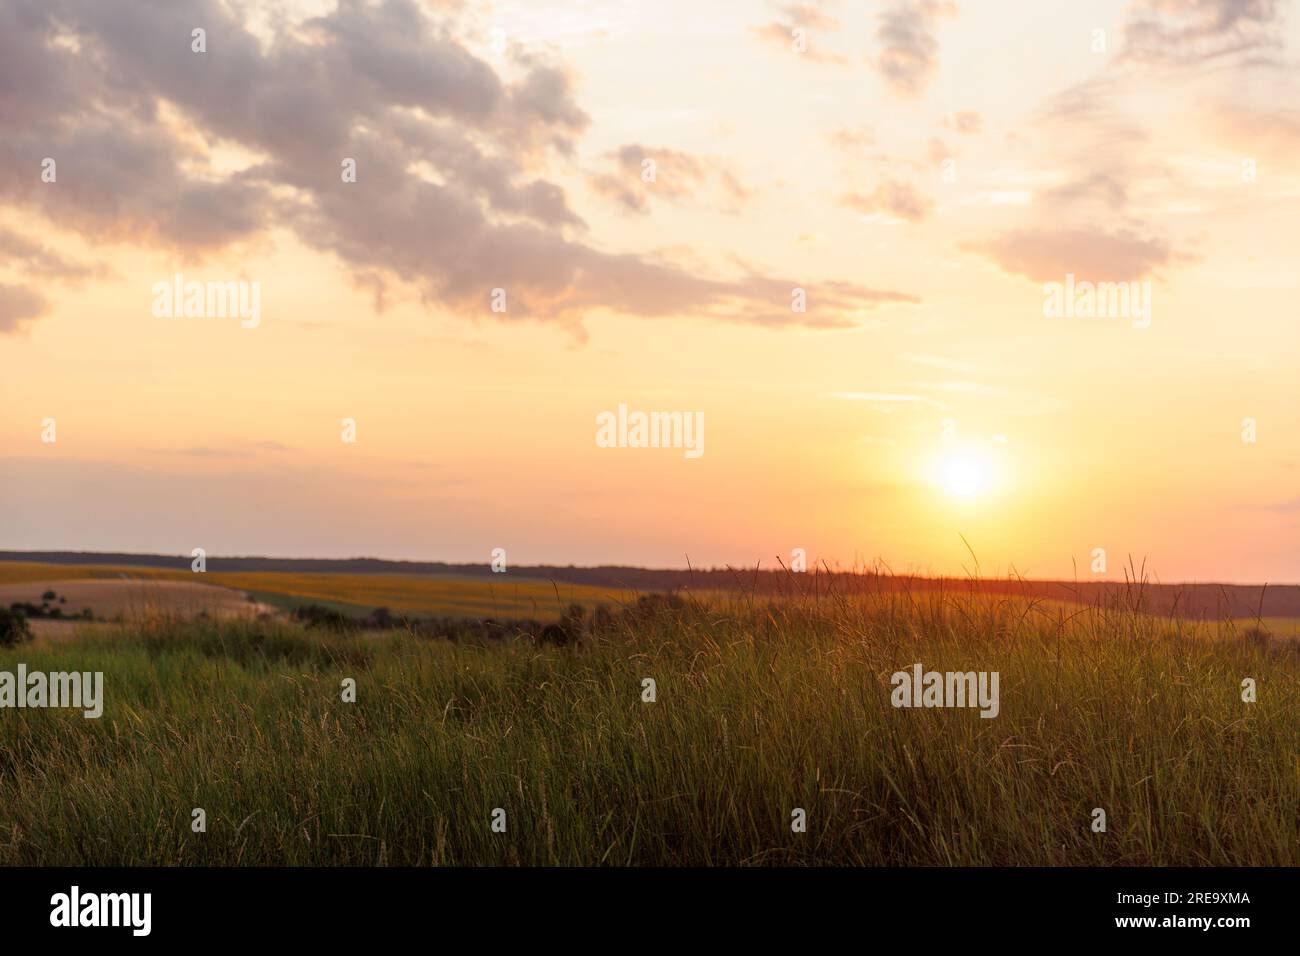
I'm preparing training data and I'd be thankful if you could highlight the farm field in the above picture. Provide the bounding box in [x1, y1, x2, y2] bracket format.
[0, 561, 636, 622]
[0, 586, 1294, 866]
[0, 580, 273, 621]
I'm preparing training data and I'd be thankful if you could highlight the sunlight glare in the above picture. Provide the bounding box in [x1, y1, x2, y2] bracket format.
[942, 455, 986, 497]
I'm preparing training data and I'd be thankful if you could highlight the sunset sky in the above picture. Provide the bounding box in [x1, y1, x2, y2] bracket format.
[2, 0, 1297, 582]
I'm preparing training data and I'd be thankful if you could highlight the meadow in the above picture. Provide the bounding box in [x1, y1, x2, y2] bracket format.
[0, 580, 1294, 866]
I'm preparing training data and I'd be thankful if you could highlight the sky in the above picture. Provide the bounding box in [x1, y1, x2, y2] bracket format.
[1, 0, 1297, 582]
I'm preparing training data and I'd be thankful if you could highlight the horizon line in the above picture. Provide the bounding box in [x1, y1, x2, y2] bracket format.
[1, 549, 1293, 589]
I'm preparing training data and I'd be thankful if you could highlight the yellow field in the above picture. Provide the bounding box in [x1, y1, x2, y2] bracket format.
[0, 561, 635, 619]
[1239, 617, 1300, 639]
[0, 562, 124, 585]
[207, 570, 634, 618]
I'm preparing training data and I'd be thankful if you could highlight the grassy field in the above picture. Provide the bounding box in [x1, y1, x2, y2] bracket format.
[1244, 617, 1300, 639]
[0, 585, 1295, 866]
[0, 561, 633, 620]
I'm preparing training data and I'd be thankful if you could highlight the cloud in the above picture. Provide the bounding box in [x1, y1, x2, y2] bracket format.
[0, 228, 106, 281]
[904, 353, 979, 372]
[0, 0, 915, 332]
[1206, 105, 1300, 163]
[840, 180, 934, 222]
[172, 440, 292, 459]
[874, 0, 957, 97]
[826, 391, 949, 410]
[1123, 0, 1284, 67]
[961, 228, 1177, 282]
[1012, 68, 1179, 273]
[1013, 2, 1286, 284]
[943, 110, 982, 134]
[0, 225, 104, 334]
[1041, 172, 1131, 211]
[826, 126, 875, 151]
[0, 284, 50, 334]
[927, 137, 953, 166]
[777, 2, 840, 31]
[752, 4, 848, 64]
[588, 145, 751, 215]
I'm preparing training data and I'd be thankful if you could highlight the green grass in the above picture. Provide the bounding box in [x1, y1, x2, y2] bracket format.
[0, 590, 1295, 866]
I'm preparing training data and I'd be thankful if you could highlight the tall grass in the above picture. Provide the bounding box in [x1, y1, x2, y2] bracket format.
[0, 589, 1294, 866]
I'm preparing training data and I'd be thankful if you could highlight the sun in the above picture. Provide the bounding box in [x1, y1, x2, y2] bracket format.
[941, 455, 988, 498]
[931, 445, 1001, 500]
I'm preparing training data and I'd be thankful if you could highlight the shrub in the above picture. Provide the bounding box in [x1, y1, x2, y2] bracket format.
[291, 603, 357, 633]
[590, 604, 616, 634]
[1243, 626, 1272, 649]
[538, 623, 568, 645]
[0, 607, 32, 647]
[557, 602, 586, 644]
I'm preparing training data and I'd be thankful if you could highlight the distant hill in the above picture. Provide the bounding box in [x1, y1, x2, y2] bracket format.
[2, 550, 1298, 621]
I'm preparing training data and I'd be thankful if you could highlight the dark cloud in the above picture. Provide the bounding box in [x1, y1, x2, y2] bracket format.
[874, 0, 957, 97]
[0, 2, 85, 126]
[308, 0, 504, 119]
[961, 228, 1176, 283]
[1, 0, 916, 332]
